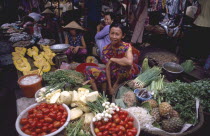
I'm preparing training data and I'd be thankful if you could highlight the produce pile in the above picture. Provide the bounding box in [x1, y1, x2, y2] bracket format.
[19, 103, 68, 135]
[12, 46, 55, 74]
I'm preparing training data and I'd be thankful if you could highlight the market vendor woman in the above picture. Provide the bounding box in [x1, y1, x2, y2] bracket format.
[64, 21, 87, 63]
[85, 22, 140, 95]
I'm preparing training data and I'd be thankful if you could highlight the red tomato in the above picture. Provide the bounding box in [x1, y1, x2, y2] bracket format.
[119, 114, 126, 120]
[24, 129, 31, 135]
[48, 124, 53, 130]
[114, 117, 120, 124]
[60, 121, 65, 126]
[112, 114, 119, 120]
[61, 118, 66, 122]
[51, 128, 57, 133]
[112, 134, 118, 136]
[37, 122, 43, 128]
[39, 119, 44, 123]
[129, 127, 137, 135]
[20, 118, 28, 125]
[127, 121, 134, 129]
[35, 128, 42, 134]
[126, 131, 134, 136]
[103, 130, 109, 136]
[53, 105, 58, 111]
[31, 132, 37, 136]
[117, 130, 123, 135]
[28, 114, 35, 118]
[97, 121, 103, 127]
[125, 117, 129, 123]
[40, 103, 47, 108]
[28, 108, 35, 114]
[96, 132, 103, 136]
[98, 125, 105, 132]
[44, 117, 53, 123]
[40, 132, 47, 136]
[36, 113, 44, 119]
[56, 115, 62, 121]
[53, 121, 61, 128]
[128, 117, 134, 122]
[57, 112, 62, 116]
[42, 108, 50, 114]
[31, 121, 37, 128]
[49, 112, 56, 119]
[62, 114, 67, 119]
[117, 125, 126, 132]
[58, 105, 65, 112]
[111, 123, 116, 127]
[119, 120, 126, 126]
[63, 111, 68, 116]
[42, 126, 48, 132]
[94, 128, 100, 133]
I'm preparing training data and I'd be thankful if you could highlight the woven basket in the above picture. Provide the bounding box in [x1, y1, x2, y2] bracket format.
[112, 83, 204, 136]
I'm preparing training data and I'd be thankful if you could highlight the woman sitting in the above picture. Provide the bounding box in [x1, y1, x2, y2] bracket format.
[95, 12, 114, 58]
[85, 22, 140, 95]
[64, 21, 87, 63]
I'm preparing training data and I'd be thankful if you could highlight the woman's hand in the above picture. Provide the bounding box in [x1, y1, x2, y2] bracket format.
[72, 46, 80, 54]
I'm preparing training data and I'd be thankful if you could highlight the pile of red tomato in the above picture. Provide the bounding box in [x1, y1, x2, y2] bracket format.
[93, 109, 138, 136]
[19, 103, 68, 136]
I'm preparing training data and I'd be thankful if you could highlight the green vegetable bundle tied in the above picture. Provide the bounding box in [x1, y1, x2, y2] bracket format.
[128, 67, 162, 89]
[181, 60, 195, 73]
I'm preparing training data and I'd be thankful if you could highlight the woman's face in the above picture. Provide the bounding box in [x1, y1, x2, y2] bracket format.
[69, 29, 76, 36]
[104, 15, 113, 25]
[109, 26, 125, 45]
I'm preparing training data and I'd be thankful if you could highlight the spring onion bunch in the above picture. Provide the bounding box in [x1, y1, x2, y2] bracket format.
[128, 67, 162, 89]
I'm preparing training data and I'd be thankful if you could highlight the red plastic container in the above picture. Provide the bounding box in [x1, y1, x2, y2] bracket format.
[17, 74, 42, 98]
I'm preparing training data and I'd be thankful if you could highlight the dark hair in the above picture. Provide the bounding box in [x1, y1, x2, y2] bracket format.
[104, 12, 115, 20]
[110, 22, 127, 35]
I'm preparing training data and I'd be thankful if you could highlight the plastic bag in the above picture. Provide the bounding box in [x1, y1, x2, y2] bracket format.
[60, 62, 70, 70]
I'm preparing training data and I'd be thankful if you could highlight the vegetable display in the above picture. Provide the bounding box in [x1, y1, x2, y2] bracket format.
[161, 79, 210, 124]
[42, 69, 85, 90]
[19, 103, 68, 135]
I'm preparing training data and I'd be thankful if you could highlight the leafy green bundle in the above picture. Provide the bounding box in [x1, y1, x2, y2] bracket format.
[181, 60, 195, 73]
[162, 79, 210, 124]
[42, 70, 85, 90]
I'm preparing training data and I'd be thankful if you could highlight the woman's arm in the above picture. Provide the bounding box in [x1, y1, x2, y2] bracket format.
[95, 25, 110, 40]
[110, 46, 133, 66]
[65, 34, 69, 44]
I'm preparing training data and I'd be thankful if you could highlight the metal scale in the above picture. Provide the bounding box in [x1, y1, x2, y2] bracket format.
[50, 44, 70, 68]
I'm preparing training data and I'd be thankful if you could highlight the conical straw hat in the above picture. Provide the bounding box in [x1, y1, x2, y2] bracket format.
[63, 21, 84, 30]
[42, 9, 54, 14]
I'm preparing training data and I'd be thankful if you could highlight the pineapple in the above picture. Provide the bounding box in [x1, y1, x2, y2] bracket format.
[169, 109, 179, 118]
[151, 108, 161, 122]
[159, 102, 172, 117]
[162, 117, 184, 133]
[142, 99, 158, 108]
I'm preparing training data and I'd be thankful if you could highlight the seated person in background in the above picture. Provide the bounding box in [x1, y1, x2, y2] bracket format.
[95, 12, 114, 58]
[21, 16, 35, 35]
[64, 21, 87, 63]
[85, 22, 140, 95]
[41, 8, 60, 42]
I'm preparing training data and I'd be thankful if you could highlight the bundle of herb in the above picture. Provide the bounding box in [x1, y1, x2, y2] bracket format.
[162, 79, 210, 124]
[42, 69, 85, 90]
[86, 92, 108, 114]
[128, 67, 162, 89]
[65, 117, 91, 136]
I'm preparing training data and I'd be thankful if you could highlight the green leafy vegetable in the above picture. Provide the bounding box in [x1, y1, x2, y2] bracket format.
[181, 60, 195, 73]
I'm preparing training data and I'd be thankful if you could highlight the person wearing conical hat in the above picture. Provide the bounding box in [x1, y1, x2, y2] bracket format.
[63, 21, 87, 63]
[40, 8, 59, 42]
